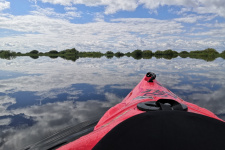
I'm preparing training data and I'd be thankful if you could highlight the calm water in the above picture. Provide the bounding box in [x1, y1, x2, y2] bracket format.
[1, 56, 225, 149]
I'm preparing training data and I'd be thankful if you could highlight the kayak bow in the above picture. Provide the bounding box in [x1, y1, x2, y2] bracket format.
[57, 72, 225, 150]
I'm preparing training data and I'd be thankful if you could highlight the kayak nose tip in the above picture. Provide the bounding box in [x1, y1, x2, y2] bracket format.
[146, 72, 156, 82]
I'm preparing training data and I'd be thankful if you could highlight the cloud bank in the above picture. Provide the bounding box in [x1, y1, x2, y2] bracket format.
[37, 0, 225, 17]
[0, 0, 224, 52]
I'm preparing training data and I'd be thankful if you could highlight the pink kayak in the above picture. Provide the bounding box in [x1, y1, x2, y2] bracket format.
[57, 72, 225, 150]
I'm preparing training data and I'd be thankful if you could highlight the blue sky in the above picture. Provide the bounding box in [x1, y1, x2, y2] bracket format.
[0, 0, 225, 52]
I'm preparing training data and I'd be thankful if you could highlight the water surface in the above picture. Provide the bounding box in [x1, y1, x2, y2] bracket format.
[0, 56, 225, 149]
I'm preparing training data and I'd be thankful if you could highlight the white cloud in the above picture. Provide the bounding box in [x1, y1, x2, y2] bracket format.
[37, 0, 225, 17]
[195, 0, 225, 17]
[173, 14, 216, 23]
[0, 0, 10, 11]
[30, 6, 81, 19]
[140, 0, 225, 18]
[140, 0, 198, 10]
[64, 6, 77, 11]
[190, 22, 225, 38]
[41, 0, 72, 6]
[103, 0, 138, 14]
[39, 0, 139, 14]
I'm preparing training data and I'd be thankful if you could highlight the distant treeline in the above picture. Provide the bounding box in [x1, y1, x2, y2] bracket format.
[1, 48, 225, 62]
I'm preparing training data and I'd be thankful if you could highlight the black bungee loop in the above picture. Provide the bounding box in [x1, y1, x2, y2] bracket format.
[146, 72, 156, 82]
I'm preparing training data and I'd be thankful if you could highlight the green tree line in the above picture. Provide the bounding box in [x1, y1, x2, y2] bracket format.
[1, 48, 225, 62]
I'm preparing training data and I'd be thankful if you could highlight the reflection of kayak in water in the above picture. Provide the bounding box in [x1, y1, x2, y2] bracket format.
[25, 72, 225, 150]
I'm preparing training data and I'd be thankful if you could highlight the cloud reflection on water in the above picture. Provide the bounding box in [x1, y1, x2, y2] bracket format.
[0, 56, 225, 149]
[0, 92, 122, 150]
